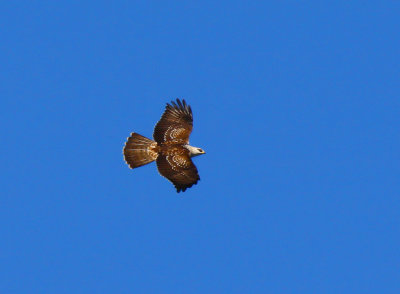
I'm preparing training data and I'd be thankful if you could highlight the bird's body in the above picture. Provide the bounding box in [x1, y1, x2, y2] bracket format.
[123, 99, 205, 192]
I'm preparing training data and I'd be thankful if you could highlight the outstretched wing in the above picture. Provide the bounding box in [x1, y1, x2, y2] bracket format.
[156, 151, 200, 193]
[153, 99, 193, 144]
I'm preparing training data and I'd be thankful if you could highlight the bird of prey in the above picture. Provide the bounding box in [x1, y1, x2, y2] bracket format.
[123, 99, 205, 192]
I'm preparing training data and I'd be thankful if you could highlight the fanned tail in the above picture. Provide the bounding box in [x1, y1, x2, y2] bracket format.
[123, 133, 158, 169]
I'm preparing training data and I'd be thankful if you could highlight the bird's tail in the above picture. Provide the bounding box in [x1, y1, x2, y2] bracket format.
[123, 133, 158, 169]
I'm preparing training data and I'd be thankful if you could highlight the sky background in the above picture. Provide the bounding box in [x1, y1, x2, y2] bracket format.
[1, 1, 399, 293]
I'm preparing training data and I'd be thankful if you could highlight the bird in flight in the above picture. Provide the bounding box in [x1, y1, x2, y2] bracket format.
[123, 99, 205, 192]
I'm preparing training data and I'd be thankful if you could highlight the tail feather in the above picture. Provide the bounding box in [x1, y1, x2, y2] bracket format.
[123, 133, 158, 169]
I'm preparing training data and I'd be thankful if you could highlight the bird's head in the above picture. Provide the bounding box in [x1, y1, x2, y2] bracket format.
[185, 145, 206, 157]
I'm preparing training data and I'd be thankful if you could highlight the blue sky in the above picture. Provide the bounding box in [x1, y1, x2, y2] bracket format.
[1, 1, 399, 293]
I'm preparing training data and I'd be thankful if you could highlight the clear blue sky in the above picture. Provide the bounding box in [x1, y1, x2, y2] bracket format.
[1, 1, 399, 293]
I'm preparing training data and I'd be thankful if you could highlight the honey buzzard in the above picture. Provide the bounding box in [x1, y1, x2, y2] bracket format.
[123, 99, 205, 192]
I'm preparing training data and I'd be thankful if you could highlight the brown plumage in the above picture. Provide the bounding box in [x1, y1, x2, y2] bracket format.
[123, 99, 205, 192]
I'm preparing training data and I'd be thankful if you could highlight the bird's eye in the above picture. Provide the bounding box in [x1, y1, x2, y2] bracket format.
[198, 149, 203, 152]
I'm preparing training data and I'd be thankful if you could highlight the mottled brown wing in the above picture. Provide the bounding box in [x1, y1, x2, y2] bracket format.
[153, 99, 193, 144]
[156, 151, 200, 193]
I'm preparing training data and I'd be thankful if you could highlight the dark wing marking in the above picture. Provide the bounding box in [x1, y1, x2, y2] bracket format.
[156, 151, 200, 193]
[153, 98, 193, 144]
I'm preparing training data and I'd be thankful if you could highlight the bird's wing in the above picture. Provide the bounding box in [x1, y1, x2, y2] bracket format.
[156, 150, 200, 193]
[153, 99, 193, 144]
